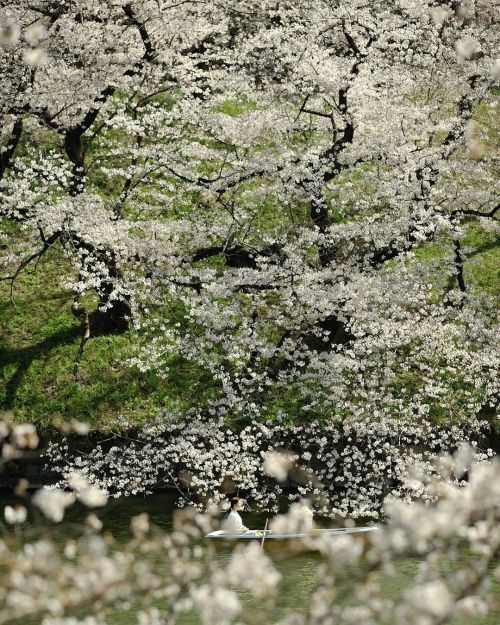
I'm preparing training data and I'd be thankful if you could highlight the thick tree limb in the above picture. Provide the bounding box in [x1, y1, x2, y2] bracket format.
[453, 238, 467, 294]
[0, 118, 23, 180]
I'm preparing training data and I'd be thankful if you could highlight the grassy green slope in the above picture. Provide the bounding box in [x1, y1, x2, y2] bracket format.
[0, 245, 219, 431]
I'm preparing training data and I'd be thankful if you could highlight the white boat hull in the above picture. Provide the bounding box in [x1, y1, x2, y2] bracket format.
[205, 526, 378, 551]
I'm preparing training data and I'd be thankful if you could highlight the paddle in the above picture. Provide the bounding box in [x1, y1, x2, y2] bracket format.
[260, 518, 269, 550]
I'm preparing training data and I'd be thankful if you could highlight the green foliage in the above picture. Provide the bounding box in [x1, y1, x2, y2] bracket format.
[214, 97, 258, 117]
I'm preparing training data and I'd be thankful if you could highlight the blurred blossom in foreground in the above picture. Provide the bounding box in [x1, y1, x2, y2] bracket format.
[430, 7, 452, 26]
[69, 472, 108, 508]
[131, 512, 150, 537]
[262, 450, 293, 482]
[191, 585, 240, 625]
[0, 21, 20, 44]
[270, 500, 315, 534]
[227, 543, 281, 598]
[455, 37, 481, 60]
[0, 451, 498, 625]
[491, 59, 500, 80]
[22, 47, 47, 66]
[33, 488, 76, 522]
[4, 505, 27, 524]
[12, 423, 39, 449]
[24, 23, 46, 45]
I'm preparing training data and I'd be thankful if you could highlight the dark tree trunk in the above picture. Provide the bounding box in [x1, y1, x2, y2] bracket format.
[0, 119, 23, 180]
[63, 100, 132, 333]
[453, 238, 467, 294]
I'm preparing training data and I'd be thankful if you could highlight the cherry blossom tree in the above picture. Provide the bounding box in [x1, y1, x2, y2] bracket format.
[45, 413, 494, 518]
[1, 1, 498, 427]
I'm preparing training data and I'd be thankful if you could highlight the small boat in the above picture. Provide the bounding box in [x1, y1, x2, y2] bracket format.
[205, 526, 378, 551]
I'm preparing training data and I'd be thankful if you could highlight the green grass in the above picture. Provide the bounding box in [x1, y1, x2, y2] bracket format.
[461, 222, 499, 296]
[0, 245, 217, 431]
[214, 96, 258, 117]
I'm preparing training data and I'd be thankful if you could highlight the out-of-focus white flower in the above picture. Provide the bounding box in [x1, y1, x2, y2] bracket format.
[315, 533, 363, 565]
[2, 443, 16, 460]
[86, 534, 107, 558]
[55, 418, 91, 435]
[22, 48, 47, 66]
[25, 23, 46, 45]
[131, 512, 150, 537]
[455, 595, 489, 617]
[64, 540, 77, 559]
[430, 7, 452, 26]
[71, 419, 90, 435]
[263, 450, 292, 482]
[86, 513, 103, 532]
[4, 505, 27, 524]
[12, 423, 39, 449]
[68, 472, 88, 491]
[33, 488, 75, 522]
[455, 37, 481, 60]
[453, 444, 475, 476]
[457, 0, 476, 18]
[406, 580, 453, 617]
[192, 585, 240, 625]
[270, 501, 314, 534]
[491, 59, 500, 80]
[0, 21, 20, 44]
[227, 543, 281, 598]
[69, 472, 108, 507]
[138, 608, 164, 625]
[342, 605, 373, 624]
[79, 487, 108, 508]
[467, 138, 484, 160]
[0, 421, 9, 439]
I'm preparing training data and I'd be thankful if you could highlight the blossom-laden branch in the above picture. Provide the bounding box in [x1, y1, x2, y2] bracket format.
[45, 414, 494, 519]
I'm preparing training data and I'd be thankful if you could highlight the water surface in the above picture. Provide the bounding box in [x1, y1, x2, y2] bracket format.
[2, 492, 498, 624]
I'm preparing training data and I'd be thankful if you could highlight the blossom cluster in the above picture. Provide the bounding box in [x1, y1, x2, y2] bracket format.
[46, 414, 494, 519]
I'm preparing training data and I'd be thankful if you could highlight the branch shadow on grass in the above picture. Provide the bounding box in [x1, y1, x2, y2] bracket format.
[0, 325, 82, 410]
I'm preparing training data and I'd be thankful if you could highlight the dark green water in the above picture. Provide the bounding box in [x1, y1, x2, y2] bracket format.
[1, 492, 498, 624]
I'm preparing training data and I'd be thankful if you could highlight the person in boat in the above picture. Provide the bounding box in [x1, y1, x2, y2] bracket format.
[222, 497, 250, 534]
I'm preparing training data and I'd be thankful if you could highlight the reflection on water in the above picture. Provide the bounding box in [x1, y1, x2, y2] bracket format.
[1, 492, 498, 624]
